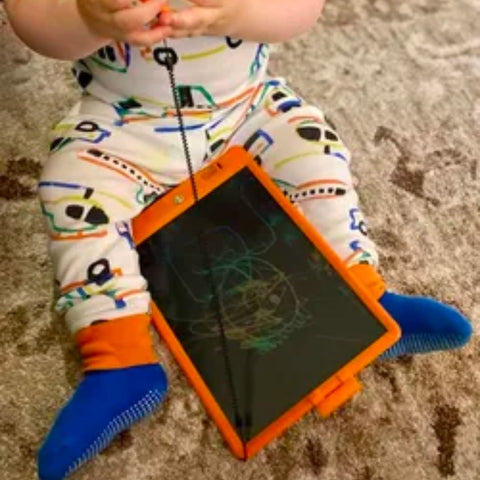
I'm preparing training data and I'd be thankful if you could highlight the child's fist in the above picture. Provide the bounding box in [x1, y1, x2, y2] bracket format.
[77, 0, 173, 46]
[157, 0, 244, 39]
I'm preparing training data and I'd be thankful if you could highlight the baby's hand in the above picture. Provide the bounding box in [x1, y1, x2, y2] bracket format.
[77, 0, 173, 46]
[157, 0, 244, 38]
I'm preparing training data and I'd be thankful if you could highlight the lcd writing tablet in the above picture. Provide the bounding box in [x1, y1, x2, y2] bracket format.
[136, 164, 390, 445]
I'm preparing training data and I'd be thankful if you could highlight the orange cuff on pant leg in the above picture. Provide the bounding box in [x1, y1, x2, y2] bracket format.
[75, 314, 158, 371]
[348, 263, 387, 300]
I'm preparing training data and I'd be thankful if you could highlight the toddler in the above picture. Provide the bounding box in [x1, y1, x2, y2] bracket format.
[4, 1, 473, 479]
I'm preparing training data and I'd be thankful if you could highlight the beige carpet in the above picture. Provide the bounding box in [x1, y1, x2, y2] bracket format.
[1, 1, 480, 479]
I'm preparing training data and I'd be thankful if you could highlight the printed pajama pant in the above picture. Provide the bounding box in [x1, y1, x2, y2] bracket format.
[38, 79, 378, 333]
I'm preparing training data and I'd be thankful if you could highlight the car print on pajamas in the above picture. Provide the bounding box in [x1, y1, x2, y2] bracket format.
[50, 121, 112, 153]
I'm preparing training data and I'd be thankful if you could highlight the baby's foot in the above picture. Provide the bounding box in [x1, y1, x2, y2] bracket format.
[38, 364, 168, 480]
[379, 291, 473, 359]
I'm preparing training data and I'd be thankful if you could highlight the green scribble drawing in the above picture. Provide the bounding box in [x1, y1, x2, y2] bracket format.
[183, 250, 310, 354]
[163, 176, 321, 354]
[168, 222, 311, 354]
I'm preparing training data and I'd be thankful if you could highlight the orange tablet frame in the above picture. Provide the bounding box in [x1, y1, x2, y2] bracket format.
[132, 146, 400, 460]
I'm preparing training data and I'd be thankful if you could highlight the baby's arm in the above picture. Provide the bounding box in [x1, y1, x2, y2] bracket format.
[4, 0, 172, 60]
[238, 0, 326, 42]
[161, 0, 326, 43]
[4, 0, 106, 60]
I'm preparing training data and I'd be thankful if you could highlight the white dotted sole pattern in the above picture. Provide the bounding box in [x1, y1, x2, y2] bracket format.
[64, 389, 165, 478]
[380, 333, 467, 359]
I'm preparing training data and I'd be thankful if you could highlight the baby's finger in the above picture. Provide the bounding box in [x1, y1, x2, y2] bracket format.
[125, 25, 173, 46]
[168, 29, 202, 39]
[182, 0, 222, 7]
[105, 0, 141, 11]
[155, 9, 174, 26]
[167, 6, 216, 31]
[112, 0, 166, 32]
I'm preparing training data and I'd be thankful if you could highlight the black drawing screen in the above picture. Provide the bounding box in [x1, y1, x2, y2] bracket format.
[137, 168, 387, 441]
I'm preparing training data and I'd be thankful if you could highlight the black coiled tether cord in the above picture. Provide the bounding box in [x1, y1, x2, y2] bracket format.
[159, 39, 247, 453]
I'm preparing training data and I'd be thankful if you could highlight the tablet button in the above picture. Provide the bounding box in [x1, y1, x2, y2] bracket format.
[315, 377, 362, 418]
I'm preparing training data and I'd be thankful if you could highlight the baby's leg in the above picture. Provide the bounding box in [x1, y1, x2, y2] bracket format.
[37, 111, 169, 480]
[227, 81, 472, 358]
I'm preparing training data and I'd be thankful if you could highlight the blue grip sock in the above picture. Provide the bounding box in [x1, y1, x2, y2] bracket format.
[38, 364, 168, 480]
[379, 291, 473, 359]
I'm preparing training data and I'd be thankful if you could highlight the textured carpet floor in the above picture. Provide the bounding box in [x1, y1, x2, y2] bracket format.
[1, 1, 479, 479]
